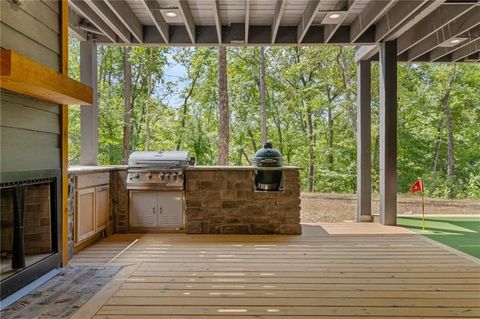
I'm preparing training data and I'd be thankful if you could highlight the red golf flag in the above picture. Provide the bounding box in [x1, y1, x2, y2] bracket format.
[410, 179, 424, 193]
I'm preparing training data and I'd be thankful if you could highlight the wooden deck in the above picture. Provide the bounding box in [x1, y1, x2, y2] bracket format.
[70, 223, 480, 318]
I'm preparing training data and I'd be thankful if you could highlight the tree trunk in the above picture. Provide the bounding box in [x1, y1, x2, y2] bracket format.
[176, 69, 200, 150]
[442, 93, 454, 178]
[123, 47, 132, 164]
[259, 46, 267, 144]
[442, 67, 457, 182]
[306, 102, 314, 192]
[327, 105, 334, 170]
[145, 48, 153, 151]
[218, 46, 229, 165]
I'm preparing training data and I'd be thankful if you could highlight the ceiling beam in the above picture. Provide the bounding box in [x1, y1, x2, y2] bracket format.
[297, 0, 322, 43]
[141, 0, 169, 43]
[384, 0, 444, 41]
[350, 0, 397, 43]
[375, 0, 429, 42]
[213, 0, 222, 43]
[70, 0, 117, 42]
[324, 0, 351, 43]
[178, 0, 196, 43]
[451, 38, 480, 62]
[407, 6, 480, 61]
[355, 45, 378, 62]
[271, 0, 287, 44]
[105, 0, 143, 43]
[397, 4, 474, 54]
[83, 0, 131, 43]
[245, 0, 250, 44]
[429, 25, 480, 61]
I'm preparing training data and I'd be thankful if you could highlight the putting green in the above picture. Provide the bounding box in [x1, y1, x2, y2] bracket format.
[398, 216, 480, 259]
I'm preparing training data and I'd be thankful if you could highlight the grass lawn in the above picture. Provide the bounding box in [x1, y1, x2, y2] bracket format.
[398, 216, 480, 259]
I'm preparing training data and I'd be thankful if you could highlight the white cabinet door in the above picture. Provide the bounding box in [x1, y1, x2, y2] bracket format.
[130, 191, 157, 227]
[157, 191, 183, 228]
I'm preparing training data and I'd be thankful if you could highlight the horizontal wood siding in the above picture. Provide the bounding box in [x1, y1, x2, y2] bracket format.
[0, 0, 61, 173]
[0, 0, 60, 70]
[1, 90, 60, 172]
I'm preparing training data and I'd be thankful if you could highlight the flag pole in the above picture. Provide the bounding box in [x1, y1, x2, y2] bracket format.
[421, 190, 425, 231]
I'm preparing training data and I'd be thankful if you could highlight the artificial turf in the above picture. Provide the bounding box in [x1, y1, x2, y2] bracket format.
[397, 216, 480, 259]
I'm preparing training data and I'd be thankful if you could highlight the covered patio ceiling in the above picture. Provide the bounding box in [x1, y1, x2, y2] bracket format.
[68, 0, 480, 63]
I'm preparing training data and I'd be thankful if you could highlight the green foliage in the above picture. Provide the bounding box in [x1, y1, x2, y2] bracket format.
[68, 38, 480, 198]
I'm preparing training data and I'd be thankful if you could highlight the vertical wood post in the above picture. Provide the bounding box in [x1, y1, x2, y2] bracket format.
[61, 0, 69, 267]
[356, 60, 372, 222]
[80, 41, 98, 165]
[379, 40, 397, 225]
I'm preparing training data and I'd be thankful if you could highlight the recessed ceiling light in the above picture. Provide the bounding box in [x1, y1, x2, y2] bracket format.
[438, 37, 468, 47]
[321, 11, 346, 24]
[165, 11, 177, 18]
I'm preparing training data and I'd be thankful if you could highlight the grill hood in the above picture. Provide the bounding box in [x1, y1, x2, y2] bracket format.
[128, 151, 190, 169]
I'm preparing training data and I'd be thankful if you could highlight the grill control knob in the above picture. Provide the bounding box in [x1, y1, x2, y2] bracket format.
[146, 174, 152, 179]
[159, 172, 164, 179]
[134, 174, 140, 179]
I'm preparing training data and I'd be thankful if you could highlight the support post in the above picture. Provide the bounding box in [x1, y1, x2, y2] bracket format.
[379, 40, 397, 225]
[356, 60, 372, 222]
[80, 41, 98, 165]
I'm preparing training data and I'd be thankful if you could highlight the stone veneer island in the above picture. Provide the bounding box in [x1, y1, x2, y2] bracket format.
[185, 166, 302, 235]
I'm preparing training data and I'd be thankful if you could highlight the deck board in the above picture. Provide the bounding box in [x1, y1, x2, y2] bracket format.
[70, 224, 480, 318]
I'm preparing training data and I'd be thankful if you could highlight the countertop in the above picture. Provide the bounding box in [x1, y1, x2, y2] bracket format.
[68, 165, 127, 174]
[186, 166, 301, 171]
[68, 165, 301, 174]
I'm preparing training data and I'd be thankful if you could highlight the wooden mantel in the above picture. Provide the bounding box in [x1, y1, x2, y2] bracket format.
[0, 49, 93, 105]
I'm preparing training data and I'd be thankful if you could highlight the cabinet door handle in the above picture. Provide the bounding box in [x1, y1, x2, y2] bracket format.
[152, 206, 155, 215]
[159, 205, 162, 214]
[98, 186, 109, 192]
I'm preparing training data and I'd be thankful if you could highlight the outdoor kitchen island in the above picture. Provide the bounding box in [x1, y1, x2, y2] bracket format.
[184, 166, 301, 235]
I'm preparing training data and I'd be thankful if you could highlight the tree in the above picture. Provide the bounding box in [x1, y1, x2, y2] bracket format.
[218, 46, 229, 165]
[259, 46, 267, 144]
[123, 47, 132, 163]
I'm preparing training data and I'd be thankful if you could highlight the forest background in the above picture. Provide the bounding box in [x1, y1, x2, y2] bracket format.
[68, 38, 480, 199]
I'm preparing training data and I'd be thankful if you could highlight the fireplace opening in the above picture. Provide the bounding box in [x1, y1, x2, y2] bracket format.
[1, 183, 54, 281]
[0, 171, 60, 301]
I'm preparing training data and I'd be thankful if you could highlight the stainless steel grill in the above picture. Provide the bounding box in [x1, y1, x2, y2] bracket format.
[127, 151, 189, 191]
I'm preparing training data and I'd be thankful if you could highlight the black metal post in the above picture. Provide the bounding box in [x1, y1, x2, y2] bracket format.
[12, 186, 26, 269]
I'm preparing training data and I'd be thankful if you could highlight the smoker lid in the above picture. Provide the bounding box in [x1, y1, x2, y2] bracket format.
[253, 142, 282, 159]
[128, 150, 190, 168]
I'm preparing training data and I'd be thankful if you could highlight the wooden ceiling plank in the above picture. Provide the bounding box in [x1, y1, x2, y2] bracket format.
[297, 0, 322, 43]
[430, 25, 480, 61]
[84, 0, 131, 43]
[105, 0, 143, 43]
[384, 0, 444, 41]
[350, 0, 398, 43]
[213, 0, 222, 44]
[375, 0, 429, 42]
[451, 38, 480, 62]
[271, 0, 287, 44]
[140, 0, 169, 43]
[70, 0, 117, 42]
[407, 6, 480, 61]
[397, 3, 474, 54]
